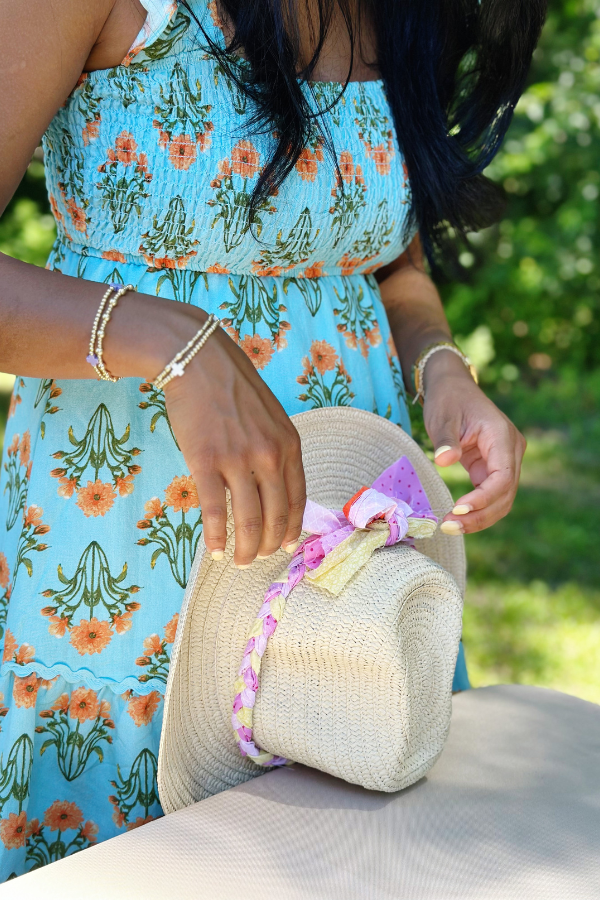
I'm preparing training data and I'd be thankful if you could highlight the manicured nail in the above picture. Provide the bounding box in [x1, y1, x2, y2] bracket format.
[256, 553, 271, 560]
[282, 540, 299, 554]
[434, 445, 453, 460]
[235, 562, 253, 570]
[452, 504, 471, 516]
[440, 520, 464, 535]
[211, 550, 224, 561]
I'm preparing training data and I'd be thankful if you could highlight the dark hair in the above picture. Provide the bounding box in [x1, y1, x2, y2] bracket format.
[184, 0, 547, 269]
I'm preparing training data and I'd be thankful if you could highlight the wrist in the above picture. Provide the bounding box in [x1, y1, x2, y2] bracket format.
[102, 293, 208, 380]
[423, 350, 478, 393]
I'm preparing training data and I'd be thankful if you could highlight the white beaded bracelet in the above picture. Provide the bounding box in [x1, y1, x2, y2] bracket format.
[86, 283, 135, 383]
[152, 314, 221, 391]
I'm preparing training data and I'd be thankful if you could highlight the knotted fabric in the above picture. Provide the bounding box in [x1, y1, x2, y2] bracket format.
[232, 457, 438, 766]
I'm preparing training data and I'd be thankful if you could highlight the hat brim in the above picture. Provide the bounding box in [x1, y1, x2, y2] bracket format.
[158, 408, 465, 813]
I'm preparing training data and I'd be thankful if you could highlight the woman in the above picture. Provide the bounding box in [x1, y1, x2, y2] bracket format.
[0, 0, 541, 879]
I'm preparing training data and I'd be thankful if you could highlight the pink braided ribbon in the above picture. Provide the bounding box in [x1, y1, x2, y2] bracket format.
[231, 456, 438, 767]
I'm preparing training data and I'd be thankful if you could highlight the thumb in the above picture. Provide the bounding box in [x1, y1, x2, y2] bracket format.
[427, 418, 463, 467]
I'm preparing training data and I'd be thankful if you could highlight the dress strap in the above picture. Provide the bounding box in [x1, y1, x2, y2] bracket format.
[122, 0, 180, 66]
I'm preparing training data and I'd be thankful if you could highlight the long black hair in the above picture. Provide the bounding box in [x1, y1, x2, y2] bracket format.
[184, 0, 547, 268]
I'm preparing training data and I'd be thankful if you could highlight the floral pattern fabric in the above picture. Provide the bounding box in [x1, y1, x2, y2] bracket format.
[0, 0, 467, 881]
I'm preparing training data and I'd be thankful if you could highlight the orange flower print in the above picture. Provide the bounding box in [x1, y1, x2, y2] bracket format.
[0, 552, 9, 590]
[49, 193, 64, 224]
[116, 474, 135, 496]
[69, 617, 113, 656]
[370, 146, 392, 176]
[301, 261, 325, 279]
[57, 476, 78, 499]
[339, 150, 355, 184]
[2, 630, 17, 663]
[8, 392, 21, 419]
[81, 820, 99, 843]
[127, 690, 161, 727]
[102, 250, 127, 263]
[52, 693, 70, 714]
[44, 800, 83, 833]
[311, 340, 338, 375]
[295, 148, 320, 182]
[82, 119, 100, 146]
[240, 334, 275, 371]
[231, 140, 260, 179]
[65, 197, 87, 233]
[164, 476, 199, 514]
[13, 673, 40, 708]
[113, 611, 133, 634]
[24, 505, 43, 528]
[25, 818, 41, 839]
[15, 643, 35, 666]
[164, 613, 179, 644]
[251, 262, 284, 277]
[197, 128, 213, 153]
[76, 480, 117, 517]
[144, 497, 164, 519]
[143, 634, 163, 656]
[115, 131, 138, 165]
[18, 430, 31, 467]
[99, 699, 111, 718]
[206, 263, 230, 274]
[0, 811, 28, 850]
[48, 615, 69, 638]
[69, 687, 100, 723]
[169, 134, 197, 170]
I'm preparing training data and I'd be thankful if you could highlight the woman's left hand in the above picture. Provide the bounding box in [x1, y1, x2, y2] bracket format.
[422, 352, 527, 535]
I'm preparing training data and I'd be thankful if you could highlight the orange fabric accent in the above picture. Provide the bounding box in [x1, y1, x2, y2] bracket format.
[343, 486, 369, 520]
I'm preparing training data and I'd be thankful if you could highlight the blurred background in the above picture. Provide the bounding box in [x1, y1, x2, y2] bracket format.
[1, 0, 598, 700]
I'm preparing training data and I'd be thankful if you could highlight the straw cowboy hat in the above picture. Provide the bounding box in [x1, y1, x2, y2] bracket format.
[158, 407, 465, 814]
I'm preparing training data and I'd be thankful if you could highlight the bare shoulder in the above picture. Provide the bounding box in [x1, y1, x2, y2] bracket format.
[0, 0, 145, 214]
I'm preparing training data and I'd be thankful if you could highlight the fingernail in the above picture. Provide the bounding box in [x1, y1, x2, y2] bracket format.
[235, 562, 253, 570]
[211, 550, 225, 561]
[256, 553, 271, 560]
[434, 445, 453, 460]
[452, 504, 471, 516]
[282, 540, 299, 554]
[440, 520, 464, 535]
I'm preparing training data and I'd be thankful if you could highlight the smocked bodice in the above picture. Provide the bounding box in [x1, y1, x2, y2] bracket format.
[42, 0, 412, 278]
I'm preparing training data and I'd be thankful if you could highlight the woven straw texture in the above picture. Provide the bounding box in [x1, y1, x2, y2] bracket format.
[158, 409, 465, 813]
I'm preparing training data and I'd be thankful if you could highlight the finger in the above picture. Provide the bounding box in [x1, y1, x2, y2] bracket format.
[195, 471, 228, 560]
[451, 455, 516, 516]
[228, 476, 263, 568]
[441, 495, 513, 534]
[255, 476, 289, 559]
[427, 416, 463, 468]
[281, 428, 306, 553]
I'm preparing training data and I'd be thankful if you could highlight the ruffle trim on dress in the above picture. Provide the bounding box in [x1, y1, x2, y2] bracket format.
[1, 661, 166, 697]
[122, 0, 180, 66]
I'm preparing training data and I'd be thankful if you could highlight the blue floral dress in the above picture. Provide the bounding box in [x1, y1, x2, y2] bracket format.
[0, 0, 468, 880]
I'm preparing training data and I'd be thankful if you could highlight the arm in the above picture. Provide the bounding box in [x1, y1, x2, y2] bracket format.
[0, 0, 306, 565]
[377, 236, 526, 534]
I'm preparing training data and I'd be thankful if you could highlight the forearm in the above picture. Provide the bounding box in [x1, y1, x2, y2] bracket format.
[0, 252, 206, 381]
[377, 246, 471, 395]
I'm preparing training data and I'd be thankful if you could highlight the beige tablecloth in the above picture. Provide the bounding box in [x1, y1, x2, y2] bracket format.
[2, 684, 599, 899]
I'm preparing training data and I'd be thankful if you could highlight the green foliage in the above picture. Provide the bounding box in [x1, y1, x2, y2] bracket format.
[0, 159, 55, 266]
[445, 0, 600, 393]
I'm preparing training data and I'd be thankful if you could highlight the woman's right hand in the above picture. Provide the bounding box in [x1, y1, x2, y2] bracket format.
[162, 313, 307, 568]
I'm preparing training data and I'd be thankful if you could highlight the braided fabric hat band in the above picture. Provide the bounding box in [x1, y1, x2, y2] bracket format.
[232, 456, 438, 766]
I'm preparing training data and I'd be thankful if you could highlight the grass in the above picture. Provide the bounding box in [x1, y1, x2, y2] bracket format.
[0, 374, 598, 704]
[440, 431, 600, 703]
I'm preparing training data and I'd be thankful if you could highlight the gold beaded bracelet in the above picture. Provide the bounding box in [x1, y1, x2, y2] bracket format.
[152, 313, 222, 392]
[411, 341, 478, 406]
